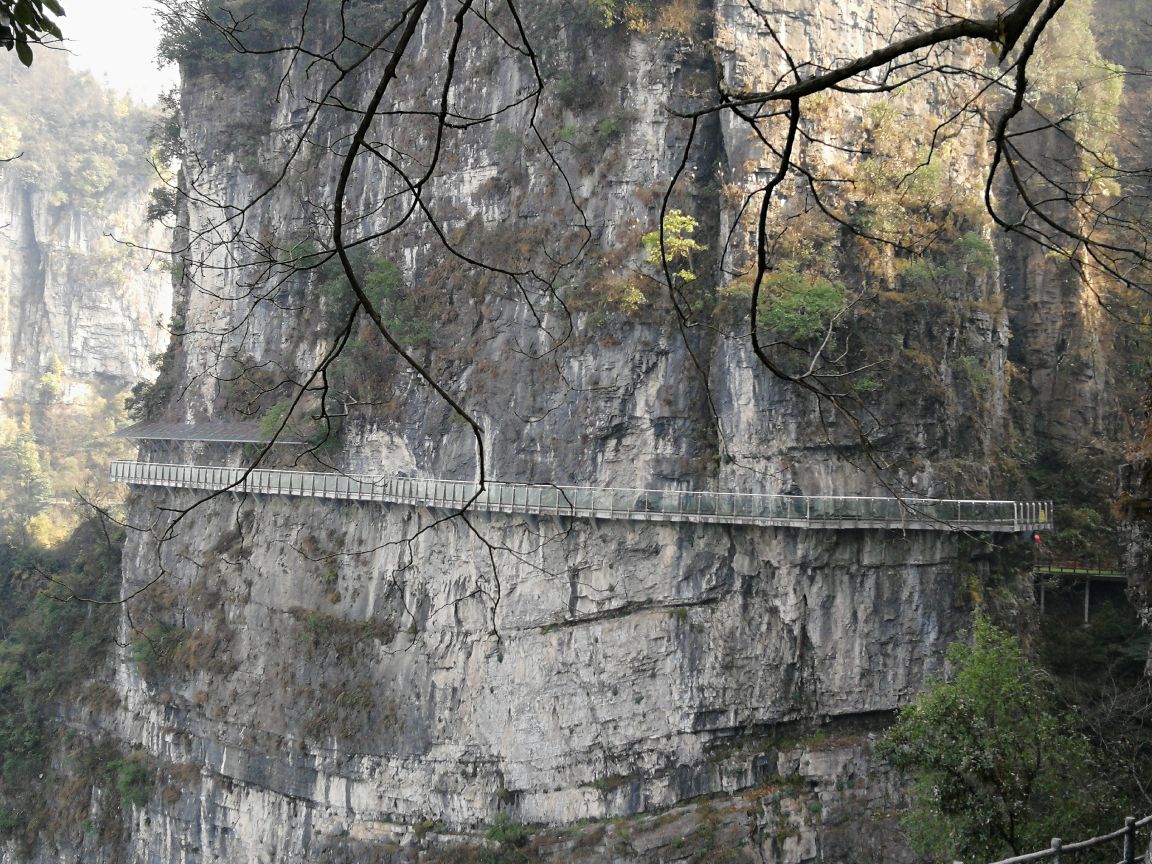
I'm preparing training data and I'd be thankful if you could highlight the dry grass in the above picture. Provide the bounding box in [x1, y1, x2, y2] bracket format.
[653, 0, 697, 35]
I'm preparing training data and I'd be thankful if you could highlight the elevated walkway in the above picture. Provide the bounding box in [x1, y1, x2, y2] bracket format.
[1034, 562, 1126, 581]
[110, 461, 1053, 533]
[1034, 561, 1130, 623]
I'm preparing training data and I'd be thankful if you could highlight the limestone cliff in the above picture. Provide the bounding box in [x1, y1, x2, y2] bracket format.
[0, 57, 172, 406]
[5, 1, 1134, 862]
[0, 171, 170, 402]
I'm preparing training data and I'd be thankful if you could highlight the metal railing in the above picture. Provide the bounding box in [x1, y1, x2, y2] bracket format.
[989, 813, 1152, 863]
[1034, 560, 1127, 579]
[109, 461, 1054, 532]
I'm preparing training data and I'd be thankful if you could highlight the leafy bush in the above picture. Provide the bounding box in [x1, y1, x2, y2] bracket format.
[37, 354, 64, 402]
[758, 263, 846, 341]
[112, 753, 153, 809]
[589, 0, 697, 34]
[291, 608, 395, 657]
[895, 231, 996, 294]
[258, 397, 294, 442]
[880, 616, 1116, 862]
[955, 354, 993, 395]
[125, 349, 178, 421]
[642, 209, 705, 283]
[130, 624, 187, 679]
[146, 187, 179, 224]
[319, 249, 433, 347]
[485, 812, 530, 847]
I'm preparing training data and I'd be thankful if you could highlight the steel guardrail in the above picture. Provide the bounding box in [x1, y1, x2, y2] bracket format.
[109, 461, 1054, 532]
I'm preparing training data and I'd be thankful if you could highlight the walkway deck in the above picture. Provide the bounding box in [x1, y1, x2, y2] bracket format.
[1034, 563, 1126, 581]
[110, 461, 1053, 532]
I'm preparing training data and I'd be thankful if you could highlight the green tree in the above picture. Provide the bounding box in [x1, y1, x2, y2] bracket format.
[37, 353, 64, 402]
[0, 417, 52, 544]
[880, 616, 1116, 861]
[320, 249, 432, 347]
[0, 53, 156, 210]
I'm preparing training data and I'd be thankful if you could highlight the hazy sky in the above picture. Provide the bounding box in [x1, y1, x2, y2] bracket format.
[64, 0, 178, 103]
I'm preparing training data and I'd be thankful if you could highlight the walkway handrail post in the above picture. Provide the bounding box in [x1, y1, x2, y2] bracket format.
[1123, 816, 1135, 864]
[1050, 837, 1061, 864]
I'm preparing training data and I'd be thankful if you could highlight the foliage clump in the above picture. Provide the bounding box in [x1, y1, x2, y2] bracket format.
[758, 263, 847, 342]
[588, 0, 700, 36]
[125, 347, 180, 422]
[0, 414, 52, 545]
[718, 216, 848, 343]
[1, 0, 65, 67]
[1031, 0, 1124, 161]
[290, 608, 395, 657]
[112, 752, 154, 809]
[485, 812, 531, 847]
[0, 517, 124, 839]
[130, 624, 188, 679]
[880, 616, 1116, 862]
[319, 249, 433, 348]
[158, 0, 297, 75]
[642, 209, 705, 283]
[0, 53, 156, 211]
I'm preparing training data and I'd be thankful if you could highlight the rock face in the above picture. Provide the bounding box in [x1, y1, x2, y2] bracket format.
[1119, 460, 1152, 675]
[14, 1, 1123, 862]
[0, 176, 171, 403]
[0, 58, 171, 406]
[109, 490, 963, 853]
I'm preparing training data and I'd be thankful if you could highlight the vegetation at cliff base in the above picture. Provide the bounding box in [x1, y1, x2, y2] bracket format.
[1039, 602, 1152, 826]
[0, 391, 133, 547]
[881, 617, 1118, 861]
[0, 516, 128, 843]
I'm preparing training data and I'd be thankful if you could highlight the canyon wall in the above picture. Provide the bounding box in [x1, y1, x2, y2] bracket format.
[0, 174, 170, 403]
[5, 1, 1131, 862]
[0, 57, 171, 407]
